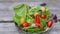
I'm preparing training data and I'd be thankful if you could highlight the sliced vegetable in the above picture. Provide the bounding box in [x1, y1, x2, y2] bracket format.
[40, 18, 47, 27]
[28, 6, 41, 15]
[34, 13, 40, 27]
[23, 27, 42, 32]
[40, 14, 46, 19]
[13, 4, 30, 26]
[13, 15, 21, 26]
[42, 7, 51, 18]
[47, 20, 53, 28]
[22, 22, 29, 27]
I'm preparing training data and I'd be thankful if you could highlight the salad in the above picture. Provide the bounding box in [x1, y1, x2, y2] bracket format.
[13, 4, 53, 33]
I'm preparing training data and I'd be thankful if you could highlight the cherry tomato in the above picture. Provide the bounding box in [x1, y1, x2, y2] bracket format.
[22, 22, 29, 27]
[40, 14, 46, 19]
[47, 20, 53, 28]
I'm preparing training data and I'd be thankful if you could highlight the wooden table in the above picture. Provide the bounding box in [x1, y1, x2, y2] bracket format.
[0, 22, 60, 34]
[0, 23, 20, 34]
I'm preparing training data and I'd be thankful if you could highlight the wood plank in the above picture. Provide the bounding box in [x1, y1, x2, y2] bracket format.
[0, 2, 60, 21]
[0, 22, 60, 34]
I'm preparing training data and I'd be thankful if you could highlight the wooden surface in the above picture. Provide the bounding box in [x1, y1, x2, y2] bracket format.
[0, 22, 60, 34]
[0, 1, 60, 21]
[0, 23, 19, 34]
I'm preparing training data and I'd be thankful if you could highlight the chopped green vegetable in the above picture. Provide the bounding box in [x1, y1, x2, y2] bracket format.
[13, 4, 30, 26]
[40, 18, 48, 27]
[23, 27, 42, 32]
[28, 6, 42, 15]
[13, 15, 21, 26]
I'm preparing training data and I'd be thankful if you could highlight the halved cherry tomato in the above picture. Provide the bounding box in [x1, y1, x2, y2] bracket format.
[40, 14, 46, 19]
[34, 13, 40, 27]
[34, 14, 40, 23]
[22, 22, 29, 27]
[47, 20, 53, 28]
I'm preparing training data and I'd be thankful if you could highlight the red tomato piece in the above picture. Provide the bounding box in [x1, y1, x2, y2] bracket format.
[47, 20, 53, 28]
[40, 14, 46, 19]
[34, 14, 40, 23]
[34, 14, 40, 27]
[22, 22, 29, 27]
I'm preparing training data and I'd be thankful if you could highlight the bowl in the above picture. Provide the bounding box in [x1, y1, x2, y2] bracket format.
[13, 3, 54, 34]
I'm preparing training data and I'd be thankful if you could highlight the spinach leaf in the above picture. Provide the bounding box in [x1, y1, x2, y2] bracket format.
[26, 16, 33, 25]
[42, 7, 51, 18]
[13, 4, 30, 26]
[14, 4, 30, 18]
[13, 15, 21, 26]
[23, 27, 42, 32]
[28, 6, 42, 15]
[40, 18, 48, 27]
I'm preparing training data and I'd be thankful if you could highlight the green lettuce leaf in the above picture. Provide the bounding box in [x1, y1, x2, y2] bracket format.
[28, 6, 42, 15]
[40, 18, 48, 27]
[13, 4, 30, 26]
[42, 7, 51, 17]
[13, 15, 21, 26]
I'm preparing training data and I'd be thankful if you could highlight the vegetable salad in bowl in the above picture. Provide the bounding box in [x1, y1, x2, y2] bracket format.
[13, 4, 54, 34]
